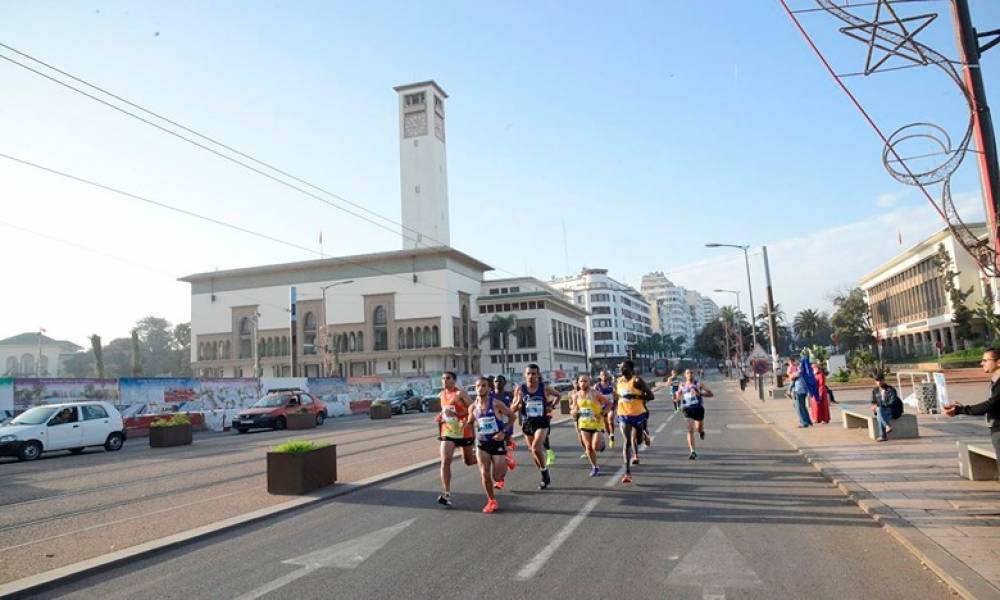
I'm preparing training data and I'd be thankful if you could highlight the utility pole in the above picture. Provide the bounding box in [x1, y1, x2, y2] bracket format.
[250, 312, 261, 378]
[763, 246, 781, 385]
[952, 0, 1000, 272]
[36, 327, 45, 377]
[290, 286, 298, 377]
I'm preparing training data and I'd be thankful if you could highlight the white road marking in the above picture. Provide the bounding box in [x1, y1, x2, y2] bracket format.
[656, 422, 667, 434]
[665, 525, 763, 598]
[672, 429, 721, 435]
[726, 424, 770, 430]
[515, 498, 601, 580]
[233, 519, 415, 600]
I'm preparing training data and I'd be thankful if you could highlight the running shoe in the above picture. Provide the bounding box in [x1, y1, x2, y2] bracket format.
[546, 448, 556, 466]
[507, 438, 518, 450]
[689, 451, 698, 460]
[621, 473, 632, 484]
[539, 469, 551, 489]
[494, 479, 506, 490]
[589, 466, 600, 477]
[699, 431, 705, 441]
[609, 435, 616, 449]
[483, 499, 498, 513]
[643, 431, 652, 447]
[580, 452, 589, 460]
[505, 452, 517, 471]
[437, 493, 452, 506]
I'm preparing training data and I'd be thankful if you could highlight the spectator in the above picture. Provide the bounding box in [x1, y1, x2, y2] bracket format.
[871, 373, 902, 441]
[943, 348, 1000, 457]
[809, 363, 831, 424]
[787, 358, 812, 428]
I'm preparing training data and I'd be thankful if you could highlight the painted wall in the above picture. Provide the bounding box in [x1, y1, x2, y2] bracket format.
[0, 377, 12, 413]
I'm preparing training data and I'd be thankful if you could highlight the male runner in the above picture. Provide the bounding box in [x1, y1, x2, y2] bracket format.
[615, 360, 655, 484]
[594, 370, 616, 448]
[676, 368, 713, 459]
[491, 375, 517, 477]
[470, 376, 515, 513]
[570, 373, 611, 476]
[511, 363, 561, 489]
[435, 371, 475, 506]
[667, 369, 682, 412]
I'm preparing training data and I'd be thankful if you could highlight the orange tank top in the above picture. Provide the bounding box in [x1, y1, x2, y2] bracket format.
[440, 387, 472, 439]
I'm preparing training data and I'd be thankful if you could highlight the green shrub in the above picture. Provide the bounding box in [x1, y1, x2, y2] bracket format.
[371, 399, 389, 407]
[272, 439, 329, 454]
[150, 413, 192, 428]
[833, 368, 851, 383]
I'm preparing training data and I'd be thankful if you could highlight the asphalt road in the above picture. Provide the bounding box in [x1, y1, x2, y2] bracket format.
[34, 379, 953, 600]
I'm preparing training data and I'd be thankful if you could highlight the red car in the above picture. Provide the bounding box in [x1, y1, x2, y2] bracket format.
[234, 388, 327, 433]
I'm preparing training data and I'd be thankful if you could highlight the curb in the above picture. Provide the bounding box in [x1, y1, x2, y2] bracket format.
[731, 382, 1000, 600]
[0, 415, 575, 599]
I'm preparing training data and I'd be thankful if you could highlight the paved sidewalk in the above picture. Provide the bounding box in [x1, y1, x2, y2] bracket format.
[733, 379, 1000, 600]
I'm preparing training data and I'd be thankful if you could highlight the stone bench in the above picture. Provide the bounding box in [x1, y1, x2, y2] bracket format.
[841, 408, 919, 440]
[957, 441, 998, 481]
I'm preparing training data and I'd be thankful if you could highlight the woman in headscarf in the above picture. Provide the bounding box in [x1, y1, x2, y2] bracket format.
[808, 361, 831, 424]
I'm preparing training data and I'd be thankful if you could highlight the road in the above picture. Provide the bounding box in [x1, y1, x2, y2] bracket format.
[35, 380, 952, 600]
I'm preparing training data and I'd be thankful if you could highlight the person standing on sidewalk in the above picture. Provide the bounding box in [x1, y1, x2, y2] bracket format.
[871, 374, 902, 442]
[809, 362, 831, 424]
[787, 358, 812, 428]
[943, 348, 1000, 457]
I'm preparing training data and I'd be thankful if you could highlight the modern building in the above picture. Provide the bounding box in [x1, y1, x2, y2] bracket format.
[477, 277, 589, 376]
[858, 224, 989, 359]
[182, 80, 496, 378]
[550, 268, 652, 371]
[639, 272, 718, 351]
[1, 332, 82, 377]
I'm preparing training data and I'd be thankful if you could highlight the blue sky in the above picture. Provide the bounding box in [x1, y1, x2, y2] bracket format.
[1, 0, 998, 344]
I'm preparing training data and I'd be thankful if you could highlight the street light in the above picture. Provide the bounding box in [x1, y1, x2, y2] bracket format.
[319, 280, 354, 376]
[705, 243, 758, 353]
[714, 289, 744, 371]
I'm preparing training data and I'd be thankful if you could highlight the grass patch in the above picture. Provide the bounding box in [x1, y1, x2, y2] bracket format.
[272, 439, 329, 454]
[150, 413, 192, 428]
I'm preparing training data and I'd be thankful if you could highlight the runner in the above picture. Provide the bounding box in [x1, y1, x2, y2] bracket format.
[491, 375, 517, 479]
[435, 371, 475, 506]
[570, 373, 611, 476]
[511, 363, 561, 489]
[615, 359, 655, 484]
[676, 368, 714, 459]
[571, 379, 590, 460]
[469, 376, 515, 513]
[667, 369, 682, 413]
[594, 369, 616, 448]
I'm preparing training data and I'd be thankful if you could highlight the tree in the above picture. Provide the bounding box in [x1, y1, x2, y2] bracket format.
[171, 322, 192, 376]
[830, 287, 874, 353]
[130, 329, 143, 377]
[103, 337, 133, 377]
[757, 303, 786, 326]
[134, 316, 173, 376]
[933, 244, 976, 345]
[793, 309, 824, 346]
[483, 315, 518, 375]
[694, 320, 726, 360]
[90, 334, 104, 379]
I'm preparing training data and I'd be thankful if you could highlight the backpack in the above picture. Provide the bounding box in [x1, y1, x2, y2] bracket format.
[890, 396, 904, 420]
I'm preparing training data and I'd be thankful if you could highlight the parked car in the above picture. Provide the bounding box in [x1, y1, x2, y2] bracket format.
[0, 410, 13, 425]
[384, 389, 422, 414]
[0, 401, 126, 461]
[422, 387, 444, 411]
[550, 381, 575, 399]
[234, 389, 327, 433]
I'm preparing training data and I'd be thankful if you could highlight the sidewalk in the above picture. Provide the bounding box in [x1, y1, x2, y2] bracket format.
[732, 379, 1000, 599]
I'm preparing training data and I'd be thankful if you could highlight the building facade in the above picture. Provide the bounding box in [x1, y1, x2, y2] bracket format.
[396, 81, 450, 250]
[859, 224, 989, 359]
[0, 332, 82, 377]
[639, 272, 718, 351]
[477, 277, 589, 376]
[550, 268, 652, 370]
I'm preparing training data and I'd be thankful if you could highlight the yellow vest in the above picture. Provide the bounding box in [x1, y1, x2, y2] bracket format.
[576, 392, 604, 430]
[616, 376, 645, 417]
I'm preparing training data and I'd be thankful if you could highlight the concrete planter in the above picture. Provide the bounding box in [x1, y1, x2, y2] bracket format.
[424, 398, 441, 413]
[560, 398, 571, 415]
[286, 413, 317, 430]
[370, 404, 392, 420]
[267, 445, 337, 495]
[149, 423, 193, 448]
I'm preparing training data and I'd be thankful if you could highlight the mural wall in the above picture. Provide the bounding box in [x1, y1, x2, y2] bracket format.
[0, 377, 12, 413]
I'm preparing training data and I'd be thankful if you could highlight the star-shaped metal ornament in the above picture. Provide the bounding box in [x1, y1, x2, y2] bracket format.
[839, 0, 937, 75]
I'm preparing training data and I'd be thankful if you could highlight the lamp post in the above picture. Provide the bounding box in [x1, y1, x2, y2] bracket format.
[36, 327, 46, 377]
[706, 243, 757, 353]
[319, 280, 354, 377]
[714, 289, 744, 372]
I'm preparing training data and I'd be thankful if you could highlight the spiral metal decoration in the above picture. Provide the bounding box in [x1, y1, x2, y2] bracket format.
[816, 0, 995, 273]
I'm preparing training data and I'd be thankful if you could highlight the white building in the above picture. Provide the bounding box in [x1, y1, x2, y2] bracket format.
[859, 224, 989, 358]
[550, 268, 652, 370]
[639, 272, 718, 350]
[477, 277, 589, 376]
[182, 80, 498, 378]
[1, 332, 82, 377]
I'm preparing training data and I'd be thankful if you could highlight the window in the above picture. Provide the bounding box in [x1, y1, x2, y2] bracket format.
[412, 360, 418, 369]
[593, 306, 611, 315]
[510, 287, 520, 293]
[404, 92, 425, 106]
[398, 328, 405, 349]
[357, 331, 364, 352]
[416, 327, 424, 348]
[82, 405, 109, 420]
[407, 327, 414, 349]
[431, 326, 440, 347]
[489, 288, 499, 295]
[537, 301, 545, 309]
[374, 306, 388, 350]
[304, 312, 317, 355]
[503, 303, 511, 312]
[491, 355, 498, 364]
[20, 353, 34, 375]
[423, 327, 431, 348]
[349, 333, 356, 352]
[4, 356, 16, 375]
[531, 353, 538, 361]
[501, 288, 509, 294]
[239, 317, 252, 359]
[529, 301, 537, 310]
[461, 305, 469, 349]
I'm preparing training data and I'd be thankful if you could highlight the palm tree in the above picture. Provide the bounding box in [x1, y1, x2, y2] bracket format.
[757, 303, 785, 326]
[794, 309, 824, 346]
[90, 334, 104, 379]
[480, 315, 517, 374]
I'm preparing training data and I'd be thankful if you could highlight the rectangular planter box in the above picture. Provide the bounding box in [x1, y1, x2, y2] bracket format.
[267, 445, 337, 495]
[286, 413, 317, 430]
[149, 423, 193, 448]
[370, 404, 392, 420]
[424, 398, 441, 413]
[560, 399, 571, 415]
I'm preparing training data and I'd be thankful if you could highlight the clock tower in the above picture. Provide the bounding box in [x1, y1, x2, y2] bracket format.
[394, 80, 450, 250]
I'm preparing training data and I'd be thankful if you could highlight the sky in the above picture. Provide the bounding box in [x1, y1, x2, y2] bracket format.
[1, 0, 998, 346]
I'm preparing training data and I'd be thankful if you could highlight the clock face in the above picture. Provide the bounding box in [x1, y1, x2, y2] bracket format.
[404, 111, 427, 138]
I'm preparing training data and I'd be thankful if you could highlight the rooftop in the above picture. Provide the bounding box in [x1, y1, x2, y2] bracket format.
[0, 333, 82, 349]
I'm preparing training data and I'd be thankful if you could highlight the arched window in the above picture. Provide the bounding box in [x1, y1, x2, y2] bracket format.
[406, 327, 414, 349]
[239, 317, 252, 335]
[304, 312, 317, 355]
[398, 328, 405, 350]
[339, 334, 347, 353]
[20, 353, 34, 375]
[415, 327, 424, 348]
[431, 326, 440, 347]
[239, 317, 252, 358]
[423, 327, 431, 348]
[5, 356, 16, 374]
[281, 337, 289, 356]
[349, 332, 356, 352]
[224, 340, 231, 359]
[210, 342, 217, 360]
[258, 339, 265, 358]
[461, 305, 469, 349]
[374, 306, 388, 350]
[356, 331, 364, 352]
[264, 338, 272, 357]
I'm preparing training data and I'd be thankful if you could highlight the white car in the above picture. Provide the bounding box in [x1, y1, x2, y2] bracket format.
[0, 401, 127, 461]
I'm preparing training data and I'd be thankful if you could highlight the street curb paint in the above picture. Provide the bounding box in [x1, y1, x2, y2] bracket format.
[731, 381, 1000, 600]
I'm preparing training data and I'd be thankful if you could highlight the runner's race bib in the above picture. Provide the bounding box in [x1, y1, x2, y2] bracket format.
[441, 409, 464, 438]
[526, 398, 545, 418]
[477, 416, 498, 435]
[682, 392, 700, 408]
[579, 407, 595, 421]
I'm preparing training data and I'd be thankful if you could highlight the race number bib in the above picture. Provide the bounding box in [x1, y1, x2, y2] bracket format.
[477, 416, 498, 435]
[441, 408, 464, 438]
[682, 392, 699, 408]
[579, 407, 595, 421]
[526, 398, 545, 418]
